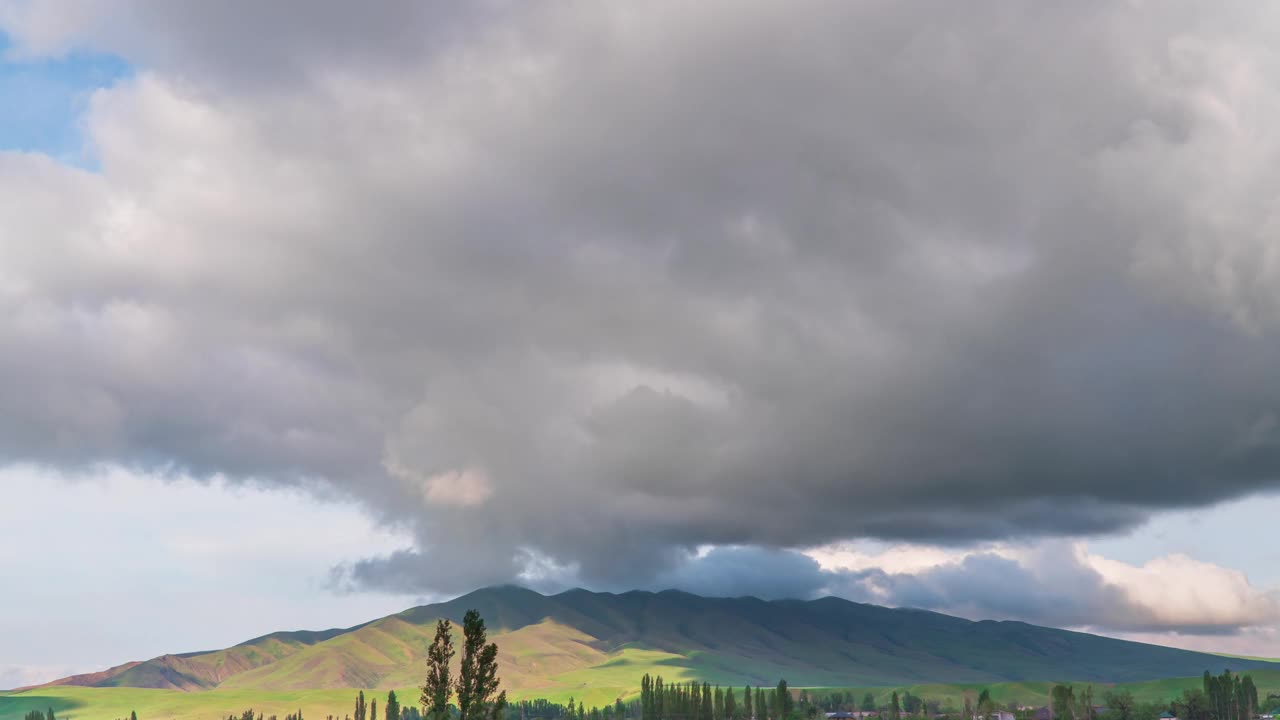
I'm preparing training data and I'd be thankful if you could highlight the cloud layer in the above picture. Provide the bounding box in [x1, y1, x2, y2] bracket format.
[816, 542, 1280, 637]
[4, 1, 1280, 597]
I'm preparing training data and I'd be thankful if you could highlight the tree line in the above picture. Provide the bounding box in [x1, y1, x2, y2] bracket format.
[224, 710, 304, 720]
[215, 666, 1268, 720]
[626, 669, 1267, 720]
[1168, 671, 1260, 720]
[638, 676, 808, 720]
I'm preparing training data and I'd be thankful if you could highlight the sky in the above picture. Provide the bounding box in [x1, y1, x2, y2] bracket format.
[4, 0, 1280, 689]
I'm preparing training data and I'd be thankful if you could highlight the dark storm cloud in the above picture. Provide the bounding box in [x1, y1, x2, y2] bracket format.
[4, 1, 1280, 596]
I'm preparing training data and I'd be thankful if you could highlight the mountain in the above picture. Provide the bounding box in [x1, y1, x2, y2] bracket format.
[36, 586, 1275, 696]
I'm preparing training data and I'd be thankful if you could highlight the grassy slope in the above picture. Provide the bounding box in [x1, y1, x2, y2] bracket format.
[216, 618, 613, 692]
[97, 630, 362, 691]
[1211, 654, 1280, 664]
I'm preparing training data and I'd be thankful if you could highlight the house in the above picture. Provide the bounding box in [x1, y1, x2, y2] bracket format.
[1159, 713, 1178, 720]
[989, 712, 1016, 720]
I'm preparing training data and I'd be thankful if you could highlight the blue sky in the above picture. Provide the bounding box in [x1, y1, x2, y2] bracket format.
[0, 31, 129, 165]
[1090, 497, 1280, 588]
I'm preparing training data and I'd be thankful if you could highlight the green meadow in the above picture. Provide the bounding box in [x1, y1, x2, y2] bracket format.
[10, 669, 1280, 720]
[0, 685, 630, 720]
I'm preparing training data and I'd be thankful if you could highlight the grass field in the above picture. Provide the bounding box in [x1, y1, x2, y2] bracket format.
[0, 684, 637, 720]
[10, 668, 1280, 720]
[1211, 654, 1280, 664]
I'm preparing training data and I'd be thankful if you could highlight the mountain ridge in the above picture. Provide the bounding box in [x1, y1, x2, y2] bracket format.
[34, 586, 1274, 695]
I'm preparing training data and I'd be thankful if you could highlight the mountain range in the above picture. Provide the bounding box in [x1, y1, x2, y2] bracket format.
[36, 586, 1273, 698]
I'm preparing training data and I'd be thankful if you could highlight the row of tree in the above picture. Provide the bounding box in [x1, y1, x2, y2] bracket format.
[1170, 672, 1260, 720]
[1000, 672, 1261, 720]
[801, 690, 882, 714]
[224, 709, 304, 720]
[325, 698, 424, 720]
[638, 675, 804, 720]
[1204, 670, 1259, 720]
[527, 670, 1270, 720]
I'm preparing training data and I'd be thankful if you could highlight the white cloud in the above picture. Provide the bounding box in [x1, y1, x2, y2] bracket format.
[807, 540, 1280, 644]
[1086, 548, 1280, 631]
[807, 541, 1005, 576]
[0, 665, 81, 693]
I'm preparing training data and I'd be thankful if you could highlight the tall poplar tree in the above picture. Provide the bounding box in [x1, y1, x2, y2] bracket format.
[641, 676, 650, 720]
[422, 620, 455, 720]
[1242, 675, 1258, 719]
[890, 693, 900, 720]
[386, 691, 401, 720]
[356, 691, 368, 720]
[1051, 685, 1077, 720]
[456, 609, 507, 720]
[726, 687, 738, 720]
[744, 687, 754, 720]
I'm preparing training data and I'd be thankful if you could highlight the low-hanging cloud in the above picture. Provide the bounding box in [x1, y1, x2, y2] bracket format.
[828, 543, 1280, 637]
[4, 1, 1280, 598]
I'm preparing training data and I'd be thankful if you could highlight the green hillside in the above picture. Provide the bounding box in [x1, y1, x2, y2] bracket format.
[7, 586, 1278, 720]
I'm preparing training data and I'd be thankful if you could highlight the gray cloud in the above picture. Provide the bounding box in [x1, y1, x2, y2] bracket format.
[649, 547, 833, 601]
[4, 1, 1280, 597]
